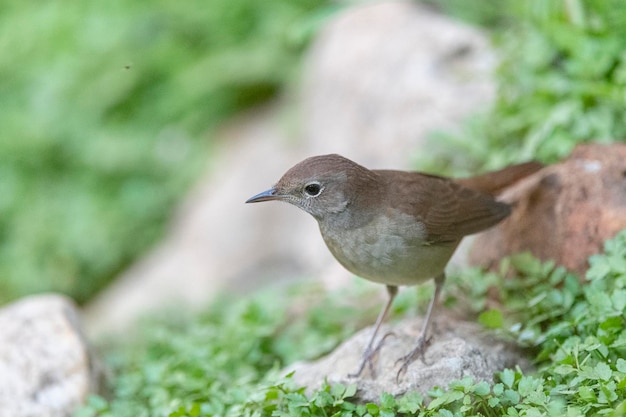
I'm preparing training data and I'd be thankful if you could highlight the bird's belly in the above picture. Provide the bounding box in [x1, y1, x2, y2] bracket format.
[320, 216, 458, 286]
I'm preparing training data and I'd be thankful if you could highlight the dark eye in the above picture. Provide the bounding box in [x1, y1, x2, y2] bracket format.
[304, 182, 322, 197]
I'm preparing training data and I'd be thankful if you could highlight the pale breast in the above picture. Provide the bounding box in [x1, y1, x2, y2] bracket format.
[319, 210, 459, 286]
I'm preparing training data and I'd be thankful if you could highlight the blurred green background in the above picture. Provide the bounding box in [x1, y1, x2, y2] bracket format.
[0, 0, 335, 305]
[418, 0, 626, 172]
[1, 0, 625, 306]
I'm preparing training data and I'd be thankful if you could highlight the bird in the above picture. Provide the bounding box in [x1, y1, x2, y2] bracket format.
[246, 154, 542, 379]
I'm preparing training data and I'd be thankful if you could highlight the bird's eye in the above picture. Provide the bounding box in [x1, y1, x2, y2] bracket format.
[304, 182, 322, 197]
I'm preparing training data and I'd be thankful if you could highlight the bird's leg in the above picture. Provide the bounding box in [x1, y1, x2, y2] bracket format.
[349, 285, 398, 378]
[396, 273, 445, 381]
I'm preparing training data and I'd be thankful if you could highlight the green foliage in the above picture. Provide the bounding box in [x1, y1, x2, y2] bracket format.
[77, 230, 626, 416]
[446, 253, 583, 350]
[75, 282, 369, 417]
[422, 0, 514, 28]
[0, 0, 335, 304]
[417, 0, 626, 174]
[248, 229, 626, 416]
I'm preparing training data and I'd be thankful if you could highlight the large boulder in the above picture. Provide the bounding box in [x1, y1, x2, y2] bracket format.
[300, 0, 495, 167]
[470, 143, 626, 277]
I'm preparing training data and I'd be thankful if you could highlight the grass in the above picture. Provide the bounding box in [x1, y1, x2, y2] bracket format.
[76, 229, 626, 416]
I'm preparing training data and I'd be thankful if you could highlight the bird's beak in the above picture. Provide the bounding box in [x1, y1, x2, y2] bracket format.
[245, 188, 282, 203]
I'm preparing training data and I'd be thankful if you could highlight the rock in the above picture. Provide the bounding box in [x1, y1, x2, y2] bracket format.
[84, 0, 497, 335]
[469, 143, 626, 277]
[0, 294, 103, 417]
[288, 313, 529, 402]
[301, 0, 495, 168]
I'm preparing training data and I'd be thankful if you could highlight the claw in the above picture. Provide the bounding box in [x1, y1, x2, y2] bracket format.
[349, 331, 397, 378]
[394, 335, 432, 382]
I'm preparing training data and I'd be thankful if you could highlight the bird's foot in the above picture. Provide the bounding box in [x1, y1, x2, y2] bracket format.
[395, 335, 431, 382]
[349, 332, 396, 379]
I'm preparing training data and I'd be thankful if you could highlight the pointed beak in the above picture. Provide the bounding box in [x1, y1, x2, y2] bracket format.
[245, 188, 282, 203]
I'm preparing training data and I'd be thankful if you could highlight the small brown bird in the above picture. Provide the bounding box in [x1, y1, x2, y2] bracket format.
[246, 154, 541, 379]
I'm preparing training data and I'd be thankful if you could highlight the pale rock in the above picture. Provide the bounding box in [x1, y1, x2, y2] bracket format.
[288, 313, 530, 402]
[300, 0, 496, 168]
[0, 294, 102, 417]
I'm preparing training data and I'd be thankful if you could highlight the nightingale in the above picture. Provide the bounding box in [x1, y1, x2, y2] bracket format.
[246, 154, 542, 379]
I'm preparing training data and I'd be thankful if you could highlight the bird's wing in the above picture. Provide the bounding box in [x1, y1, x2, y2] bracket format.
[377, 170, 510, 244]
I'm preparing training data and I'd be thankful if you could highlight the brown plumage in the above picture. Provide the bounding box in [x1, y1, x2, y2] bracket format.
[246, 154, 543, 379]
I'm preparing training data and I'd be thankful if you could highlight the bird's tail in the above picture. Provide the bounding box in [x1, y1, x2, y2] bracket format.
[456, 161, 544, 196]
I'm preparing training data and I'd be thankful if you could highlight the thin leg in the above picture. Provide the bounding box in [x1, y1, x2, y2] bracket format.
[349, 285, 398, 378]
[396, 273, 445, 380]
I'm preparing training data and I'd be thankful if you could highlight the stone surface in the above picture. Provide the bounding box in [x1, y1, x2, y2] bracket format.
[300, 0, 496, 168]
[469, 143, 626, 277]
[0, 294, 102, 417]
[84, 0, 497, 336]
[288, 313, 530, 402]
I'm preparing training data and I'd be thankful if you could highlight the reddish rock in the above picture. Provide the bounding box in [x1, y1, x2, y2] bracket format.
[470, 143, 626, 277]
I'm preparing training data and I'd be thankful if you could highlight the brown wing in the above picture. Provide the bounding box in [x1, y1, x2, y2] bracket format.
[376, 170, 510, 244]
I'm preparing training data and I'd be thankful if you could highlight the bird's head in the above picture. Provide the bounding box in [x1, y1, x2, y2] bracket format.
[246, 154, 376, 221]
